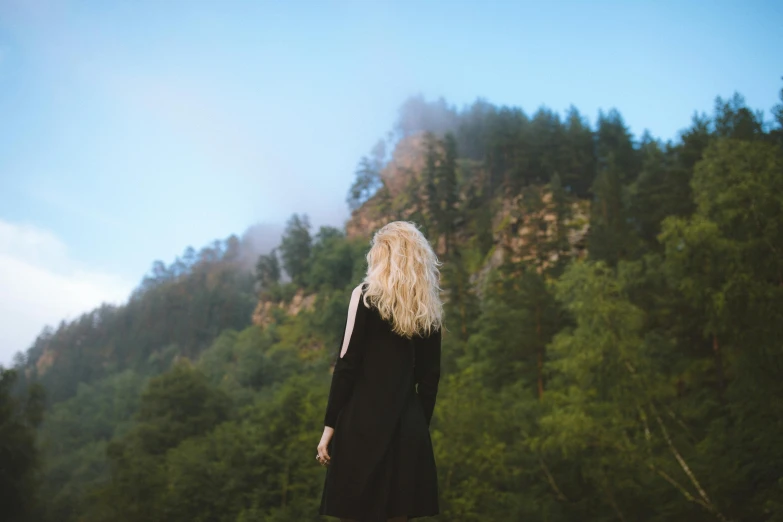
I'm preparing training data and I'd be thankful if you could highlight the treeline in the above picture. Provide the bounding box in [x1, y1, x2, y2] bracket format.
[399, 89, 783, 520]
[11, 235, 260, 406]
[1, 86, 782, 521]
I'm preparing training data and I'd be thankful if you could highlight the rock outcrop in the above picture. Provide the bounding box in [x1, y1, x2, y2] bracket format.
[252, 288, 317, 328]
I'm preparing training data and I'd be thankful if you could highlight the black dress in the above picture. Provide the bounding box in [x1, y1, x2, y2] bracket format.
[320, 282, 442, 521]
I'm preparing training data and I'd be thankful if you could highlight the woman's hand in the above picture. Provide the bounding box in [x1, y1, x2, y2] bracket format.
[317, 426, 334, 466]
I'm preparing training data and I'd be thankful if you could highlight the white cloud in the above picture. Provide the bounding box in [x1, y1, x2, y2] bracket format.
[0, 220, 134, 366]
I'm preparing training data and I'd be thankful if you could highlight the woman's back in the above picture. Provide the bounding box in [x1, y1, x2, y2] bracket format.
[320, 282, 441, 521]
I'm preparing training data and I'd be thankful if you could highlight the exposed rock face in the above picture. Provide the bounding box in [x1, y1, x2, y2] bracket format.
[342, 132, 590, 304]
[494, 189, 590, 267]
[347, 134, 589, 262]
[466, 189, 589, 302]
[35, 348, 56, 375]
[345, 134, 432, 241]
[252, 288, 317, 328]
[344, 203, 386, 243]
[272, 131, 590, 327]
[379, 134, 429, 199]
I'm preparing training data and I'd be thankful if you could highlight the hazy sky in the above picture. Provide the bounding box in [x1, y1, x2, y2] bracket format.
[0, 0, 781, 364]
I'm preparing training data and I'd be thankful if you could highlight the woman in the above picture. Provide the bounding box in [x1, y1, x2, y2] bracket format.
[316, 221, 444, 522]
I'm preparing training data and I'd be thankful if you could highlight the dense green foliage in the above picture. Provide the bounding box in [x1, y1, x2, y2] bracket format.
[3, 86, 782, 521]
[0, 368, 45, 522]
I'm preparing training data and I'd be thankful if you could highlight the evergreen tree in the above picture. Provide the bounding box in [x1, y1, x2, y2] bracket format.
[279, 213, 313, 287]
[438, 132, 460, 255]
[588, 153, 638, 265]
[347, 156, 384, 212]
[255, 248, 281, 292]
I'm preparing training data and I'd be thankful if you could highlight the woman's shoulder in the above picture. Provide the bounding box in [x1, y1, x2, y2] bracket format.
[351, 282, 372, 314]
[347, 283, 365, 313]
[354, 283, 368, 302]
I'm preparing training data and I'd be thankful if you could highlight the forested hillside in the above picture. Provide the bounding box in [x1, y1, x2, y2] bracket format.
[2, 86, 782, 522]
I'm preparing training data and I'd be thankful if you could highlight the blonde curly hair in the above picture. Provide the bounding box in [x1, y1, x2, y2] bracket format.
[361, 221, 444, 338]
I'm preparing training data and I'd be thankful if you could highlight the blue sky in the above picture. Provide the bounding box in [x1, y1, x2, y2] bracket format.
[0, 0, 781, 364]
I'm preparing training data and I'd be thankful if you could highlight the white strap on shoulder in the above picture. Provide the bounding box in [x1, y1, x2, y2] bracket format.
[340, 284, 364, 358]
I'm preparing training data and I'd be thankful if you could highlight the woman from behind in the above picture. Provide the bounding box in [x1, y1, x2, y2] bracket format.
[317, 221, 444, 522]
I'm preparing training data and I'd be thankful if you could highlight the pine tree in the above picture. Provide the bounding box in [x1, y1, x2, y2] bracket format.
[279, 213, 312, 286]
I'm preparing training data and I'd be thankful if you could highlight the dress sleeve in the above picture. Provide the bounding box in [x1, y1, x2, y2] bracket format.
[414, 326, 442, 427]
[323, 283, 369, 428]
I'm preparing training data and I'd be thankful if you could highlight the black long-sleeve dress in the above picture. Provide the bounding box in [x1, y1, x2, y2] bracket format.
[319, 282, 442, 521]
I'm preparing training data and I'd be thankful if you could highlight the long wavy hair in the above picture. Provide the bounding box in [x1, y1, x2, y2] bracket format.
[361, 221, 444, 339]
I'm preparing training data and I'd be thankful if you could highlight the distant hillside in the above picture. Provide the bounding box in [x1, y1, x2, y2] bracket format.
[16, 235, 260, 405]
[3, 88, 783, 522]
